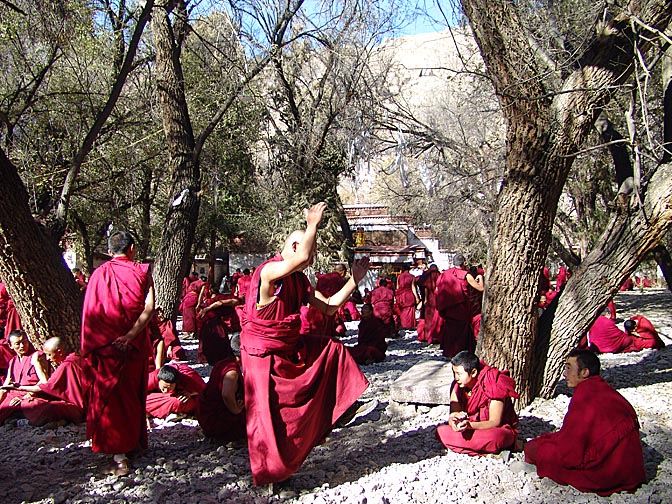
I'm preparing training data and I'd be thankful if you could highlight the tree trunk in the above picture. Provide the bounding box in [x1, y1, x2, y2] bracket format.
[0, 148, 82, 350]
[535, 164, 672, 397]
[150, 3, 200, 320]
[652, 244, 672, 290]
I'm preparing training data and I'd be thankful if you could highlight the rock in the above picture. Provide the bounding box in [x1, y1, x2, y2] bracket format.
[389, 360, 454, 404]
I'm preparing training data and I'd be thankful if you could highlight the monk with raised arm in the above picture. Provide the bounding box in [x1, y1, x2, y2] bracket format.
[436, 350, 519, 455]
[0, 330, 50, 424]
[81, 230, 155, 477]
[524, 349, 645, 496]
[19, 337, 91, 426]
[240, 202, 374, 487]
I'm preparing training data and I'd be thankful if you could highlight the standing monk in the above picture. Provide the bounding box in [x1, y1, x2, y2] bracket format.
[371, 278, 395, 337]
[81, 231, 155, 477]
[395, 264, 420, 330]
[240, 202, 373, 487]
[417, 263, 440, 343]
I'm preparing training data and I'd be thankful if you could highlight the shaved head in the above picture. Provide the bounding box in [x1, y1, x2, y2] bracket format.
[42, 337, 69, 365]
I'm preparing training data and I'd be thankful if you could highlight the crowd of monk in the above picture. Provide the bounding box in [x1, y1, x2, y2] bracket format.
[0, 202, 664, 496]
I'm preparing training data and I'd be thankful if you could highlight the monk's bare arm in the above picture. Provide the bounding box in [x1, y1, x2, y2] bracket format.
[155, 339, 165, 369]
[466, 273, 484, 292]
[220, 370, 244, 415]
[33, 352, 50, 384]
[464, 399, 505, 431]
[448, 388, 466, 431]
[309, 257, 370, 316]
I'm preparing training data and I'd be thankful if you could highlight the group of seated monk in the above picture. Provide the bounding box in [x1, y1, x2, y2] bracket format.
[585, 309, 665, 354]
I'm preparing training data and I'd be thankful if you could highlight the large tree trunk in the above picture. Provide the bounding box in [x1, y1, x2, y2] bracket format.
[652, 244, 672, 290]
[535, 164, 672, 396]
[0, 149, 82, 350]
[464, 0, 672, 406]
[150, 2, 201, 320]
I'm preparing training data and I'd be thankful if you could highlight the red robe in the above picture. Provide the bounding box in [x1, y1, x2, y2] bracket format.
[157, 318, 186, 361]
[624, 315, 665, 351]
[81, 256, 151, 455]
[338, 299, 360, 322]
[4, 298, 22, 340]
[179, 279, 205, 333]
[300, 272, 346, 337]
[588, 316, 633, 354]
[146, 363, 205, 418]
[417, 268, 440, 343]
[371, 285, 394, 327]
[620, 277, 633, 291]
[0, 281, 8, 331]
[196, 357, 246, 441]
[524, 376, 644, 496]
[240, 255, 369, 485]
[436, 364, 519, 455]
[0, 351, 45, 424]
[435, 267, 474, 358]
[395, 271, 418, 329]
[21, 354, 91, 426]
[556, 266, 567, 290]
[348, 315, 388, 364]
[197, 295, 235, 365]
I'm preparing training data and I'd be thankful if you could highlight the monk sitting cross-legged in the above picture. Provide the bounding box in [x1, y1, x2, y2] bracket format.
[0, 330, 50, 424]
[18, 337, 92, 426]
[146, 364, 206, 421]
[523, 349, 645, 496]
[436, 350, 519, 456]
[347, 304, 388, 365]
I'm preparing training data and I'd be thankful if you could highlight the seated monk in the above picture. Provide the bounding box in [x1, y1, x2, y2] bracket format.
[436, 350, 519, 455]
[623, 315, 665, 351]
[196, 356, 246, 442]
[347, 304, 388, 365]
[587, 311, 633, 354]
[0, 330, 50, 424]
[524, 349, 645, 496]
[18, 337, 92, 426]
[339, 296, 361, 322]
[146, 364, 206, 420]
[155, 308, 186, 361]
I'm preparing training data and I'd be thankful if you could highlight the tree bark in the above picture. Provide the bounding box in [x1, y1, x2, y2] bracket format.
[0, 148, 82, 350]
[652, 244, 672, 291]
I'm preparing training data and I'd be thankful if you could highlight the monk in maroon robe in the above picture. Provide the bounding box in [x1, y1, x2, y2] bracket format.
[339, 297, 360, 322]
[301, 265, 348, 337]
[524, 349, 645, 496]
[417, 264, 440, 343]
[587, 314, 633, 353]
[623, 315, 665, 351]
[18, 337, 91, 426]
[179, 277, 205, 337]
[620, 276, 634, 291]
[436, 351, 519, 455]
[154, 308, 186, 361]
[80, 231, 155, 477]
[371, 279, 395, 337]
[197, 293, 240, 365]
[196, 356, 246, 442]
[3, 297, 22, 340]
[395, 264, 420, 329]
[347, 304, 388, 365]
[436, 254, 480, 358]
[0, 330, 50, 424]
[146, 363, 206, 419]
[0, 281, 8, 333]
[240, 202, 371, 486]
[556, 265, 567, 290]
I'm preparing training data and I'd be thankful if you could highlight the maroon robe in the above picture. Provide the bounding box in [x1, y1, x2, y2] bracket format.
[624, 315, 665, 351]
[588, 316, 633, 354]
[435, 267, 473, 358]
[197, 357, 246, 441]
[21, 354, 91, 426]
[395, 271, 418, 329]
[179, 280, 203, 334]
[197, 295, 235, 365]
[4, 298, 22, 340]
[300, 272, 346, 337]
[157, 318, 186, 361]
[556, 266, 567, 290]
[0, 351, 45, 424]
[339, 299, 360, 322]
[240, 255, 369, 485]
[436, 364, 519, 455]
[418, 268, 439, 343]
[146, 363, 205, 418]
[371, 285, 394, 327]
[620, 277, 633, 291]
[524, 376, 644, 496]
[81, 256, 151, 455]
[348, 315, 388, 364]
[0, 281, 8, 331]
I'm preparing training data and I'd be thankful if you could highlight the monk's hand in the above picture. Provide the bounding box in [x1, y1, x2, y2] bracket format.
[9, 396, 22, 407]
[449, 412, 468, 431]
[112, 334, 132, 351]
[351, 257, 370, 284]
[304, 202, 327, 227]
[177, 394, 190, 403]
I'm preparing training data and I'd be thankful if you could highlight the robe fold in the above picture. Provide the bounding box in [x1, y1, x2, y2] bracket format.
[240, 255, 369, 485]
[395, 271, 418, 329]
[588, 316, 633, 354]
[21, 354, 91, 426]
[347, 315, 388, 364]
[524, 375, 645, 496]
[436, 364, 518, 455]
[435, 267, 473, 358]
[146, 363, 205, 418]
[81, 256, 151, 455]
[196, 357, 246, 441]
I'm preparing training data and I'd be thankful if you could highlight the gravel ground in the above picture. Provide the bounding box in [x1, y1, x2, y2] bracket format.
[1, 289, 670, 504]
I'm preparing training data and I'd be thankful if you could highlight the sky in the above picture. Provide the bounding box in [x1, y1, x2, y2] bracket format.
[397, 0, 461, 36]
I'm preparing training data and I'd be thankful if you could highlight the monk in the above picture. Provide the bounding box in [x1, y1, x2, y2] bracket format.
[0, 330, 50, 424]
[338, 295, 360, 322]
[371, 279, 395, 337]
[300, 264, 348, 337]
[154, 307, 186, 361]
[197, 291, 240, 365]
[181, 271, 198, 300]
[81, 230, 155, 477]
[240, 202, 373, 486]
[524, 349, 645, 496]
[73, 268, 88, 292]
[196, 356, 246, 442]
[435, 254, 481, 357]
[179, 274, 205, 339]
[395, 264, 420, 329]
[587, 311, 633, 354]
[624, 315, 665, 351]
[347, 304, 387, 365]
[18, 337, 91, 426]
[146, 364, 206, 420]
[436, 350, 519, 455]
[417, 263, 439, 343]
